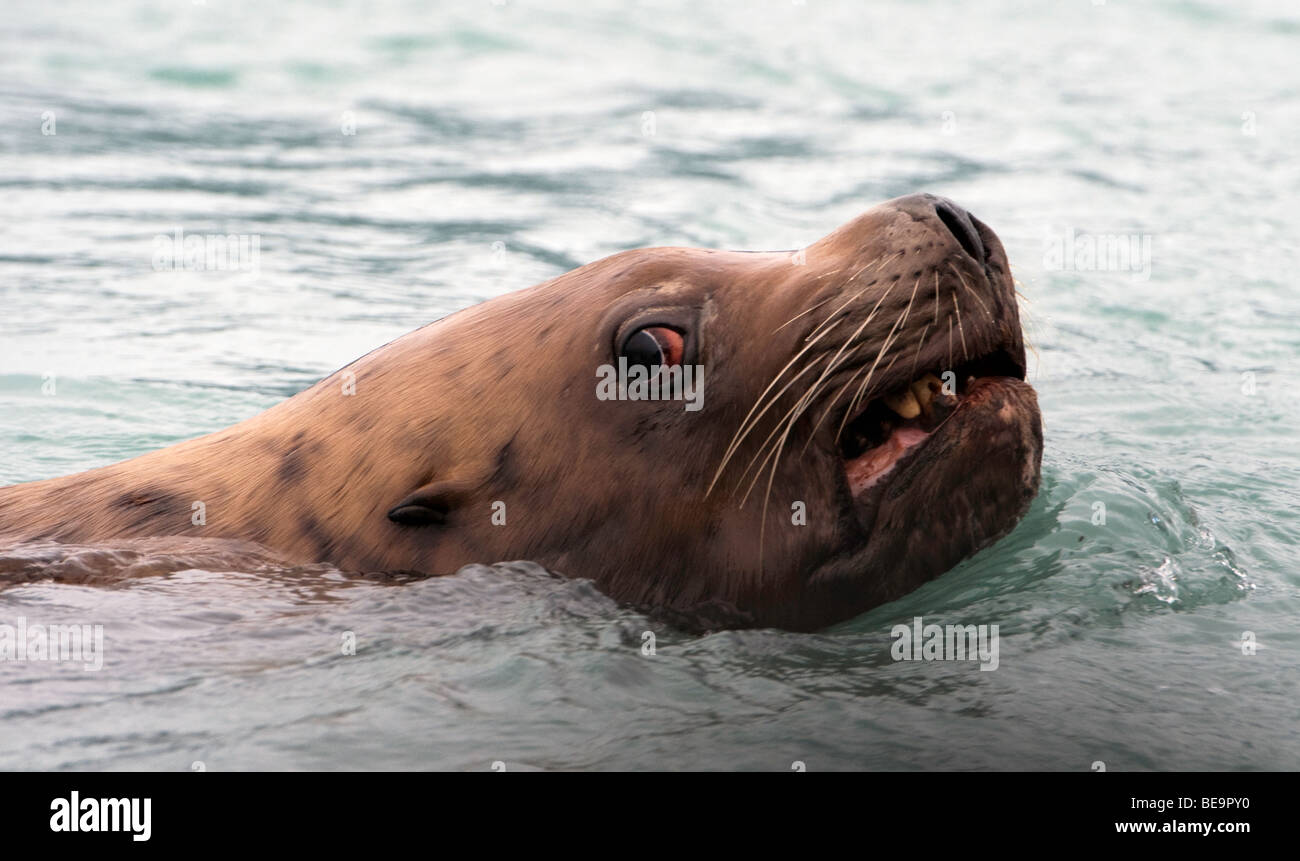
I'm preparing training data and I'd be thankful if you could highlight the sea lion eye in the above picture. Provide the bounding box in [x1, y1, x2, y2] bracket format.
[620, 325, 685, 368]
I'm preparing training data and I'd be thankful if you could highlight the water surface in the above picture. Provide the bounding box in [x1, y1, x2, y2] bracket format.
[1, 0, 1298, 770]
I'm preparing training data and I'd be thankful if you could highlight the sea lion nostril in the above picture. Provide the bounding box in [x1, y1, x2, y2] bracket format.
[934, 199, 985, 262]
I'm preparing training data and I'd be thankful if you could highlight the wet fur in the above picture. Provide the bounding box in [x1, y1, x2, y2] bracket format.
[0, 195, 1042, 630]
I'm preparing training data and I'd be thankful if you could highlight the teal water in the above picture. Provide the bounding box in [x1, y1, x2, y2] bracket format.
[1, 0, 1298, 770]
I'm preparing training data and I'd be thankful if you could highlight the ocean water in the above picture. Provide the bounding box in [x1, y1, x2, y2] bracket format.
[1, 0, 1298, 770]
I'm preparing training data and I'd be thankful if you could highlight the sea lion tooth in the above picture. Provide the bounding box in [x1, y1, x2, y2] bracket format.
[910, 374, 940, 409]
[882, 388, 921, 420]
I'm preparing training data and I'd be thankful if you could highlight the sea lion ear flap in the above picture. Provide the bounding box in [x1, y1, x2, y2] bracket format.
[386, 479, 472, 527]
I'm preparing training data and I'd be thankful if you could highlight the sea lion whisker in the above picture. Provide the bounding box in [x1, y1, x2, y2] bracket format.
[799, 251, 900, 342]
[736, 353, 842, 501]
[802, 343, 871, 452]
[811, 338, 883, 442]
[740, 324, 875, 503]
[802, 277, 900, 400]
[711, 356, 827, 498]
[840, 274, 918, 424]
[792, 276, 910, 450]
[707, 316, 848, 496]
[805, 278, 916, 447]
[836, 251, 893, 290]
[832, 302, 911, 445]
[773, 295, 835, 333]
[833, 364, 879, 446]
[953, 290, 969, 361]
[736, 401, 798, 507]
[897, 277, 920, 329]
[718, 271, 904, 495]
[804, 287, 868, 343]
[932, 270, 942, 327]
[788, 352, 856, 459]
[852, 250, 901, 280]
[744, 352, 835, 516]
[837, 322, 905, 444]
[909, 323, 931, 378]
[748, 258, 908, 527]
[948, 262, 993, 323]
[824, 344, 903, 448]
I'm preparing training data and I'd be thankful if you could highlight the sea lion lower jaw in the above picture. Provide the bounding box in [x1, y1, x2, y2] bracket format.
[0, 192, 1043, 632]
[787, 374, 1042, 633]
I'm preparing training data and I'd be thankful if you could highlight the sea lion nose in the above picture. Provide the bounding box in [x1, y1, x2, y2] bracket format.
[890, 193, 986, 263]
[929, 196, 985, 263]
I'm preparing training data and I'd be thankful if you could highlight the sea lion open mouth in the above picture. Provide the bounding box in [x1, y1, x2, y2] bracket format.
[839, 355, 1026, 500]
[0, 193, 1042, 632]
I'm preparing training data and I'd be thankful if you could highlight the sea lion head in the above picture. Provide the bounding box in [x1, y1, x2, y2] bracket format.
[375, 193, 1041, 630]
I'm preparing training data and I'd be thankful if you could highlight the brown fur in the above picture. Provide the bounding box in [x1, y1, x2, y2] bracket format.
[0, 194, 1042, 630]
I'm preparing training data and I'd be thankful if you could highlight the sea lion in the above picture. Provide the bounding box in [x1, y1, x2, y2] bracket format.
[0, 193, 1042, 631]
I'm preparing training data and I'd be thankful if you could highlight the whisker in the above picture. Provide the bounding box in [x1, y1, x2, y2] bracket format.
[735, 356, 836, 498]
[1012, 276, 1031, 303]
[837, 316, 908, 443]
[748, 304, 897, 500]
[953, 290, 969, 361]
[740, 390, 807, 508]
[897, 277, 919, 329]
[806, 278, 901, 394]
[932, 270, 942, 327]
[948, 262, 993, 324]
[806, 277, 917, 446]
[724, 250, 919, 528]
[848, 250, 902, 285]
[709, 351, 830, 497]
[752, 275, 908, 474]
[805, 287, 869, 343]
[746, 339, 846, 502]
[773, 295, 835, 334]
[909, 323, 931, 378]
[797, 277, 912, 447]
[720, 255, 913, 497]
[947, 315, 953, 371]
[801, 251, 902, 342]
[709, 311, 852, 495]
